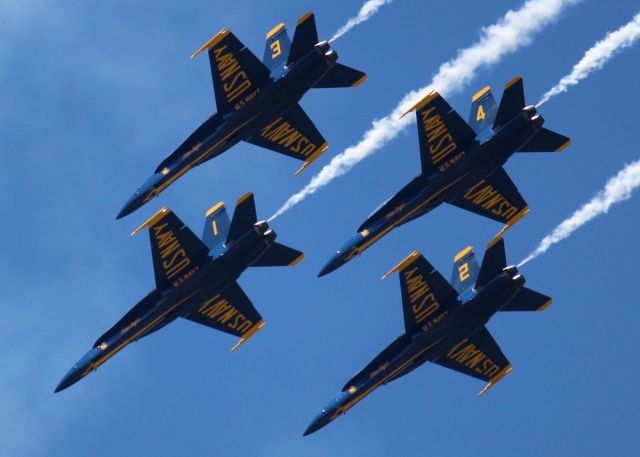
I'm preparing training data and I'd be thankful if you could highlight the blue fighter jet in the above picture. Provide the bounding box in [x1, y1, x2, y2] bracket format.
[118, 12, 366, 218]
[56, 193, 303, 392]
[319, 77, 570, 276]
[305, 238, 551, 435]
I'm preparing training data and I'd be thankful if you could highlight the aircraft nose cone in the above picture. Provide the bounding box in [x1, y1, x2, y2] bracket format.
[117, 193, 143, 219]
[318, 253, 343, 277]
[54, 366, 82, 393]
[303, 410, 331, 436]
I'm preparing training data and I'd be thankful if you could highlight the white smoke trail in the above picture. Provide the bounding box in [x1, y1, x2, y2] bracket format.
[270, 0, 580, 221]
[330, 0, 394, 43]
[537, 12, 640, 107]
[519, 159, 640, 266]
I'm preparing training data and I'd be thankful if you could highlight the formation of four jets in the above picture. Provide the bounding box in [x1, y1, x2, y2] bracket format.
[57, 12, 570, 436]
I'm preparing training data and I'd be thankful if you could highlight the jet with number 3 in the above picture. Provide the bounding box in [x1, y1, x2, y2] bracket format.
[56, 192, 303, 392]
[319, 76, 570, 276]
[117, 12, 366, 218]
[305, 238, 552, 435]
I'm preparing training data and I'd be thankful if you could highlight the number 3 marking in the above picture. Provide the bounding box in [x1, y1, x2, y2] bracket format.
[270, 40, 282, 59]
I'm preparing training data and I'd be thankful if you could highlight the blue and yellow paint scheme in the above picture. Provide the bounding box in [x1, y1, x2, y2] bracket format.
[55, 193, 303, 392]
[319, 76, 570, 276]
[117, 12, 366, 218]
[304, 239, 552, 435]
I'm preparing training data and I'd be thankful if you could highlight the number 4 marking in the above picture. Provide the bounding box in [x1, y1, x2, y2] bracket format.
[476, 104, 486, 121]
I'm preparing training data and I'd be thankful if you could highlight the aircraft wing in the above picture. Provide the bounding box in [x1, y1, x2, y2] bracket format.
[432, 326, 512, 396]
[448, 167, 529, 228]
[383, 251, 459, 335]
[246, 103, 328, 175]
[183, 281, 264, 351]
[132, 208, 210, 291]
[192, 29, 271, 113]
[402, 90, 476, 176]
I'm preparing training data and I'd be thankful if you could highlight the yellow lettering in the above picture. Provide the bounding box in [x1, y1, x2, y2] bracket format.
[459, 263, 470, 281]
[476, 104, 486, 121]
[270, 39, 282, 59]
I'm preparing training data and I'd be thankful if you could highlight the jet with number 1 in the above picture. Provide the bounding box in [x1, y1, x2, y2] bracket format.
[56, 192, 303, 392]
[117, 12, 366, 219]
[319, 76, 570, 276]
[305, 238, 552, 435]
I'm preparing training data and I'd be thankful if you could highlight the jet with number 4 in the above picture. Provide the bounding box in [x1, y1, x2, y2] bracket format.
[56, 192, 303, 392]
[305, 238, 552, 435]
[117, 12, 366, 219]
[319, 76, 570, 276]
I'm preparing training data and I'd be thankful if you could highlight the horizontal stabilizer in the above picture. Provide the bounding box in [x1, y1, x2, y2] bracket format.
[202, 201, 230, 249]
[519, 127, 571, 153]
[433, 326, 512, 396]
[287, 12, 319, 66]
[252, 242, 303, 267]
[314, 63, 366, 88]
[451, 246, 479, 294]
[263, 23, 291, 71]
[448, 167, 529, 241]
[383, 251, 459, 335]
[226, 192, 257, 245]
[402, 90, 476, 176]
[476, 238, 506, 288]
[132, 208, 209, 290]
[468, 86, 497, 134]
[502, 287, 552, 312]
[183, 281, 265, 351]
[192, 29, 270, 113]
[493, 76, 525, 129]
[246, 103, 328, 175]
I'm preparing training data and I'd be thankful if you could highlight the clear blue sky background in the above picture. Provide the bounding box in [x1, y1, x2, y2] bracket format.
[2, 1, 639, 456]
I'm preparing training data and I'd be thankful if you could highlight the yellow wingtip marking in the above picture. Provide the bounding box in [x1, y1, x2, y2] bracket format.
[205, 201, 225, 217]
[505, 75, 522, 90]
[289, 253, 304, 267]
[472, 86, 491, 102]
[131, 207, 171, 236]
[297, 11, 314, 26]
[191, 28, 229, 59]
[400, 90, 439, 119]
[351, 74, 367, 87]
[231, 320, 266, 352]
[294, 142, 328, 176]
[382, 251, 420, 280]
[478, 365, 512, 397]
[492, 206, 530, 242]
[538, 299, 553, 312]
[555, 139, 571, 152]
[266, 22, 285, 39]
[236, 192, 253, 205]
[454, 246, 474, 262]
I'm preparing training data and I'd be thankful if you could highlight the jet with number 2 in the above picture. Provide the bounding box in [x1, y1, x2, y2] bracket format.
[117, 12, 366, 219]
[319, 76, 570, 276]
[56, 192, 303, 392]
[305, 238, 552, 435]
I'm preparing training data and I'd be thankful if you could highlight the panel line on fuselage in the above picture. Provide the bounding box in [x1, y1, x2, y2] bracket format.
[333, 336, 446, 419]
[358, 173, 471, 253]
[83, 291, 199, 375]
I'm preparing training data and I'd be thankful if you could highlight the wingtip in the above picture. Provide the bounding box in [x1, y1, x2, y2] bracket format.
[191, 28, 229, 59]
[351, 74, 367, 87]
[289, 253, 304, 267]
[230, 320, 265, 352]
[131, 207, 171, 236]
[382, 251, 420, 280]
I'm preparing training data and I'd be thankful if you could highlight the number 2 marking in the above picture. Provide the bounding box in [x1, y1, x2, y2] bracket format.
[270, 40, 282, 59]
[458, 263, 470, 281]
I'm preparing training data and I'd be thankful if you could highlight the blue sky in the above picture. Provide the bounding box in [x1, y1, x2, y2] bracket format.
[2, 1, 639, 455]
